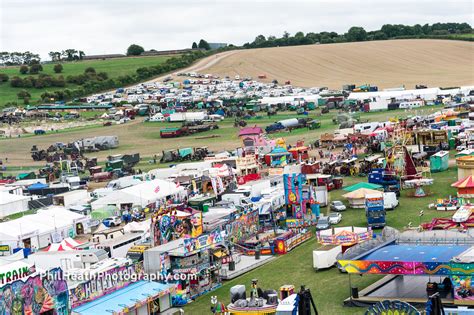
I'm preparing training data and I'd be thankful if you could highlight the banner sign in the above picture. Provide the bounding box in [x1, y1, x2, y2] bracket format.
[284, 174, 306, 205]
[183, 230, 223, 255]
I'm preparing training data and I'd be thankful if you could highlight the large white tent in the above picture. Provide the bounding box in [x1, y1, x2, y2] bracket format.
[0, 206, 89, 251]
[0, 192, 30, 218]
[90, 179, 186, 210]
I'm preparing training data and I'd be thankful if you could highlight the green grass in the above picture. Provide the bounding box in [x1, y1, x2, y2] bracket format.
[447, 33, 474, 39]
[183, 168, 458, 314]
[0, 55, 172, 106]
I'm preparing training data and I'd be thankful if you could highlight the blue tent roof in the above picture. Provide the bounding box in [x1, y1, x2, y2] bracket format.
[27, 182, 48, 190]
[73, 281, 175, 315]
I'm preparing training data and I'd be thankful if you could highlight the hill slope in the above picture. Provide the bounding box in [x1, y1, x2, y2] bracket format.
[203, 39, 474, 89]
[0, 55, 171, 106]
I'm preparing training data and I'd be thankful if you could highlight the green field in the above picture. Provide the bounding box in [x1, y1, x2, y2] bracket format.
[183, 169, 458, 314]
[0, 55, 171, 106]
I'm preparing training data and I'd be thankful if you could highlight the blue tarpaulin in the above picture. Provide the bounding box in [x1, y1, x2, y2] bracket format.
[27, 182, 48, 190]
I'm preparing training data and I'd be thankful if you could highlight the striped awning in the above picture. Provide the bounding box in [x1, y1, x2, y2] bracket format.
[452, 175, 474, 188]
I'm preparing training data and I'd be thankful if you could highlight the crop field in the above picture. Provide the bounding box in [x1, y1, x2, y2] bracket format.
[203, 39, 474, 89]
[0, 106, 444, 168]
[0, 55, 171, 106]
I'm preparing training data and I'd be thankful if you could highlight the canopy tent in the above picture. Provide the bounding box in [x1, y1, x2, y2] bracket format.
[27, 182, 48, 190]
[0, 192, 30, 218]
[45, 237, 83, 252]
[343, 182, 383, 192]
[451, 175, 474, 198]
[90, 179, 186, 210]
[342, 188, 382, 208]
[0, 206, 88, 249]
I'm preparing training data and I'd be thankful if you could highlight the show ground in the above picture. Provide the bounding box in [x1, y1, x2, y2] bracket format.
[0, 106, 461, 314]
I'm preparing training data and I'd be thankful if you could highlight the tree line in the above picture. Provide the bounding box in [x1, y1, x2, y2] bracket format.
[48, 49, 85, 62]
[0, 51, 41, 66]
[243, 22, 472, 48]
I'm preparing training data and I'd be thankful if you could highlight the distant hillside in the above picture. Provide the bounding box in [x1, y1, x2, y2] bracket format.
[204, 39, 474, 89]
[0, 55, 172, 107]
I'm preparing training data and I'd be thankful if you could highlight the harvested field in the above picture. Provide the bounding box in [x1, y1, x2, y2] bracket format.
[203, 39, 474, 89]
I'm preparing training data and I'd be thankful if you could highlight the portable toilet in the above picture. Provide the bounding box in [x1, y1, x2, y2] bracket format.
[430, 151, 449, 172]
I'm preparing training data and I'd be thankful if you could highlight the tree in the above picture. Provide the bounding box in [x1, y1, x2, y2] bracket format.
[192, 42, 198, 49]
[29, 63, 43, 74]
[78, 51, 85, 60]
[84, 67, 96, 75]
[53, 64, 63, 73]
[253, 35, 267, 46]
[10, 76, 23, 87]
[17, 89, 31, 99]
[346, 27, 367, 42]
[373, 31, 388, 40]
[0, 73, 8, 83]
[19, 65, 29, 74]
[198, 39, 211, 50]
[63, 49, 78, 61]
[127, 44, 144, 56]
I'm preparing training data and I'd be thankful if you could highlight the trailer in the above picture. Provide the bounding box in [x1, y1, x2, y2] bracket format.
[168, 111, 206, 122]
[313, 245, 342, 270]
[53, 190, 88, 208]
[160, 128, 182, 138]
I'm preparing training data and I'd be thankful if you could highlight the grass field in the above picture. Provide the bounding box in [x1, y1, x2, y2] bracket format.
[0, 55, 171, 106]
[183, 168, 459, 314]
[0, 106, 444, 167]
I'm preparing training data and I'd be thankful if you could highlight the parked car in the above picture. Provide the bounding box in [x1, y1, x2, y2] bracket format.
[316, 216, 331, 230]
[330, 201, 346, 212]
[102, 216, 122, 227]
[328, 212, 342, 225]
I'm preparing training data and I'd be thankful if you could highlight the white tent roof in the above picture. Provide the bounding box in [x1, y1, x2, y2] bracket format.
[91, 179, 185, 209]
[0, 206, 86, 239]
[0, 192, 29, 205]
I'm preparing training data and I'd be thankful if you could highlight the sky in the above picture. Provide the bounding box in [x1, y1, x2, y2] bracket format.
[1, 0, 473, 59]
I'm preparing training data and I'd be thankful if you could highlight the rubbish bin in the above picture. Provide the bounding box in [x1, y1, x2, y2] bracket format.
[229, 261, 235, 271]
[351, 287, 359, 298]
[255, 249, 261, 260]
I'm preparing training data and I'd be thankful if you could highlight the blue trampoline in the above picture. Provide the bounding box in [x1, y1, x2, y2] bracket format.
[72, 281, 174, 315]
[361, 244, 470, 262]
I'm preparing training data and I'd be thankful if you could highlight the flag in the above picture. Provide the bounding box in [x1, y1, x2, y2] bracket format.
[154, 185, 160, 193]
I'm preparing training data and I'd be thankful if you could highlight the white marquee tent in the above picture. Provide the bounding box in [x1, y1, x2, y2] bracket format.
[0, 192, 30, 218]
[90, 179, 186, 210]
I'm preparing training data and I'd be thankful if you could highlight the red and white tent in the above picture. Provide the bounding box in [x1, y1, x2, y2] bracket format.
[45, 237, 83, 252]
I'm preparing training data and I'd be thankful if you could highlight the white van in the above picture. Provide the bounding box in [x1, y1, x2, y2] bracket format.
[383, 192, 399, 210]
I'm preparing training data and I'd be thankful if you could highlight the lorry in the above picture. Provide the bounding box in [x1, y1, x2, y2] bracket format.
[221, 193, 254, 208]
[168, 111, 206, 122]
[313, 245, 342, 270]
[365, 193, 386, 228]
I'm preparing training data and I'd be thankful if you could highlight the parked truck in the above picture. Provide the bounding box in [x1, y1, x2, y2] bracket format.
[168, 112, 206, 122]
[365, 193, 386, 228]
